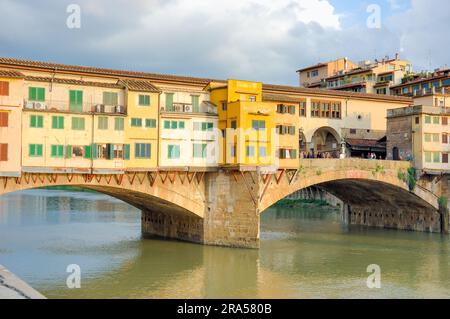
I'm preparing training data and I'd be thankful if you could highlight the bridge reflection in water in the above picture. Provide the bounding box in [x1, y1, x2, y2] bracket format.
[0, 159, 445, 249]
[1, 189, 449, 299]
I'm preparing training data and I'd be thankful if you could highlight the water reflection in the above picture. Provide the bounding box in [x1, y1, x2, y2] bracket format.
[1, 190, 450, 299]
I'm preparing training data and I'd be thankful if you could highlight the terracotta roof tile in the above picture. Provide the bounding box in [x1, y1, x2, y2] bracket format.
[25, 76, 123, 89]
[119, 79, 160, 93]
[0, 69, 25, 78]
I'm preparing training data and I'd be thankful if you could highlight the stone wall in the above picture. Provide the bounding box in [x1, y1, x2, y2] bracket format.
[386, 115, 412, 160]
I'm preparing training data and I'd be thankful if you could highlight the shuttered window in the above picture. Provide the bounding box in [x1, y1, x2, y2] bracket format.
[0, 81, 9, 96]
[0, 144, 7, 161]
[69, 90, 83, 112]
[131, 118, 142, 127]
[139, 95, 150, 106]
[115, 118, 124, 131]
[52, 116, 64, 129]
[98, 117, 108, 130]
[135, 143, 151, 159]
[193, 144, 207, 158]
[71, 117, 85, 130]
[0, 112, 8, 127]
[251, 120, 265, 131]
[29, 144, 43, 157]
[29, 87, 45, 101]
[168, 145, 180, 159]
[51, 145, 64, 158]
[165, 93, 174, 111]
[145, 119, 156, 128]
[103, 92, 118, 105]
[191, 95, 200, 113]
[30, 115, 44, 128]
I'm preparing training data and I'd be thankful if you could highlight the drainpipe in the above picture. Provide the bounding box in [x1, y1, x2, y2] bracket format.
[90, 100, 94, 175]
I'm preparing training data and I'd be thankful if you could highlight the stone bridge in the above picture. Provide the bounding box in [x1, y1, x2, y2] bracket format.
[0, 159, 445, 249]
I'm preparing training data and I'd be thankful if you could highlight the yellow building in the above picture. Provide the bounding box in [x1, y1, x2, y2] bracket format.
[297, 58, 357, 88]
[120, 79, 160, 171]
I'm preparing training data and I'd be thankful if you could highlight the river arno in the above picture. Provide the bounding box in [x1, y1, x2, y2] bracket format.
[0, 189, 450, 299]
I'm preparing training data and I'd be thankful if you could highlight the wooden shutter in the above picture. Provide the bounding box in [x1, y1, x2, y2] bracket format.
[0, 144, 7, 161]
[0, 112, 8, 127]
[0, 81, 9, 96]
[124, 144, 130, 160]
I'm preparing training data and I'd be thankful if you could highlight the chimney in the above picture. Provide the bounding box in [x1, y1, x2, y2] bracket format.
[395, 53, 399, 60]
[344, 57, 348, 70]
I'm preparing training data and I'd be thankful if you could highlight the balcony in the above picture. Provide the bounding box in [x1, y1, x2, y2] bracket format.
[387, 105, 450, 118]
[23, 100, 127, 115]
[161, 101, 217, 115]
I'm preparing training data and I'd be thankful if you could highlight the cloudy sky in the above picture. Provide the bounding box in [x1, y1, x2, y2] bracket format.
[0, 0, 448, 85]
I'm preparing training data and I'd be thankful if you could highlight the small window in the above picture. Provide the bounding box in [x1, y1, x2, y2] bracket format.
[131, 118, 142, 127]
[252, 120, 265, 131]
[145, 119, 156, 128]
[30, 115, 44, 128]
[0, 81, 9, 96]
[415, 117, 420, 125]
[168, 145, 180, 159]
[71, 117, 85, 130]
[29, 87, 45, 102]
[443, 153, 449, 164]
[193, 144, 207, 158]
[135, 143, 151, 159]
[52, 116, 64, 129]
[0, 144, 8, 161]
[442, 117, 448, 126]
[433, 152, 440, 163]
[425, 152, 432, 163]
[350, 129, 357, 135]
[425, 116, 431, 124]
[98, 117, 108, 130]
[51, 145, 65, 158]
[249, 96, 256, 102]
[221, 102, 227, 111]
[246, 146, 255, 157]
[71, 146, 85, 158]
[0, 112, 8, 127]
[29, 144, 43, 157]
[115, 118, 124, 131]
[259, 147, 267, 157]
[433, 117, 440, 125]
[231, 120, 237, 129]
[139, 95, 150, 106]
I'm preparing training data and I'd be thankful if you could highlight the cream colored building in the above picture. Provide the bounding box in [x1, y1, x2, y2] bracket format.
[297, 58, 356, 88]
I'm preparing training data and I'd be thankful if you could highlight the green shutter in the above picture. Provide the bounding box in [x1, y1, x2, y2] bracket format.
[37, 88, 45, 101]
[164, 120, 170, 129]
[192, 95, 199, 112]
[84, 145, 92, 159]
[66, 145, 72, 158]
[92, 144, 98, 159]
[52, 116, 57, 129]
[70, 90, 83, 112]
[30, 115, 36, 128]
[37, 116, 43, 128]
[124, 144, 130, 160]
[37, 144, 43, 156]
[51, 145, 56, 157]
[29, 87, 36, 101]
[165, 93, 174, 110]
[179, 121, 185, 129]
[107, 144, 114, 160]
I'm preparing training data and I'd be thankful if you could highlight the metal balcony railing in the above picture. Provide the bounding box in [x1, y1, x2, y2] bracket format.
[23, 99, 127, 115]
[161, 102, 217, 114]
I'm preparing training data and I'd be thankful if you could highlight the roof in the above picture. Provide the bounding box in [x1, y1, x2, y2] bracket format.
[119, 79, 160, 93]
[296, 63, 327, 73]
[0, 57, 223, 86]
[391, 73, 450, 89]
[262, 83, 412, 103]
[0, 69, 25, 78]
[263, 93, 306, 103]
[25, 76, 123, 89]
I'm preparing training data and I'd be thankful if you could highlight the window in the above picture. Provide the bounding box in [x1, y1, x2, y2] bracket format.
[0, 81, 9, 96]
[230, 145, 236, 157]
[425, 116, 431, 124]
[321, 103, 331, 118]
[69, 90, 83, 113]
[29, 87, 45, 101]
[145, 119, 156, 128]
[443, 134, 448, 144]
[52, 116, 64, 129]
[433, 134, 440, 143]
[193, 144, 207, 158]
[259, 146, 267, 157]
[231, 120, 237, 129]
[443, 153, 449, 164]
[299, 101, 306, 117]
[0, 144, 8, 161]
[95, 144, 111, 159]
[115, 118, 124, 131]
[425, 152, 432, 163]
[350, 129, 357, 135]
[311, 101, 320, 117]
[443, 117, 448, 126]
[29, 144, 43, 157]
[168, 145, 180, 159]
[103, 92, 118, 106]
[165, 93, 174, 111]
[246, 146, 255, 157]
[30, 115, 43, 128]
[135, 143, 151, 159]
[433, 117, 440, 125]
[311, 70, 319, 77]
[138, 94, 150, 106]
[277, 149, 297, 159]
[194, 122, 213, 131]
[113, 144, 124, 159]
[51, 145, 64, 158]
[71, 117, 85, 130]
[331, 103, 341, 119]
[163, 120, 184, 130]
[191, 95, 200, 113]
[415, 117, 420, 125]
[0, 112, 8, 127]
[433, 152, 440, 163]
[424, 134, 432, 142]
[221, 102, 227, 111]
[98, 117, 108, 130]
[252, 120, 265, 131]
[249, 96, 256, 102]
[71, 146, 84, 158]
[131, 118, 142, 127]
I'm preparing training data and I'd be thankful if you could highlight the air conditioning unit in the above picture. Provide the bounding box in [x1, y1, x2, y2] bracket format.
[115, 105, 125, 114]
[34, 102, 47, 110]
[184, 105, 191, 112]
[25, 101, 35, 109]
[95, 104, 105, 113]
[174, 105, 182, 112]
